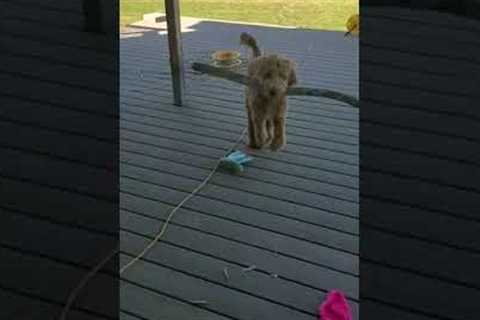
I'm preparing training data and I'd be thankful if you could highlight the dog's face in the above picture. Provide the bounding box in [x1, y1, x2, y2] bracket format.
[248, 54, 297, 100]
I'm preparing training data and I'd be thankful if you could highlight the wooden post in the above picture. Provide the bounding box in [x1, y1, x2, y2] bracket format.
[165, 0, 185, 106]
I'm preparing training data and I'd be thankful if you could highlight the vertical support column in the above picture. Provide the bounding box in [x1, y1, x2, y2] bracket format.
[165, 0, 185, 106]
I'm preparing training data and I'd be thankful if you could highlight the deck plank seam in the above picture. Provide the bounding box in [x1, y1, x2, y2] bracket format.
[121, 173, 359, 220]
[1, 206, 116, 237]
[120, 230, 359, 296]
[361, 223, 480, 254]
[121, 146, 359, 190]
[120, 132, 359, 178]
[120, 202, 358, 255]
[120, 155, 359, 204]
[361, 195, 480, 223]
[0, 174, 115, 203]
[0, 50, 115, 75]
[0, 70, 115, 96]
[0, 91, 116, 118]
[121, 116, 359, 153]
[0, 117, 115, 144]
[120, 277, 240, 320]
[120, 124, 359, 166]
[120, 106, 358, 144]
[121, 189, 358, 236]
[361, 142, 480, 167]
[120, 81, 359, 123]
[120, 94, 358, 137]
[120, 95, 360, 135]
[119, 252, 318, 317]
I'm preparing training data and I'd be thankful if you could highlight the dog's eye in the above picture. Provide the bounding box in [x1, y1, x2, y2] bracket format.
[265, 72, 272, 78]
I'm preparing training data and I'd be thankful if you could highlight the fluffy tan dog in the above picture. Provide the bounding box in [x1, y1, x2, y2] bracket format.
[240, 32, 297, 151]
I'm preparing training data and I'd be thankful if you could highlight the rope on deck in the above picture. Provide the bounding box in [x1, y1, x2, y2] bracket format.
[58, 127, 248, 320]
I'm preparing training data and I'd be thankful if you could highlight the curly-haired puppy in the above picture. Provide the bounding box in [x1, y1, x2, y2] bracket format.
[240, 32, 297, 151]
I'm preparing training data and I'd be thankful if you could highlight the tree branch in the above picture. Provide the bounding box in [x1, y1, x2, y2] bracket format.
[191, 62, 359, 108]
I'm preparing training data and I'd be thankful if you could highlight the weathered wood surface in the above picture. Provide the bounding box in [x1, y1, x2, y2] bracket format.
[0, 0, 118, 319]
[120, 20, 359, 320]
[361, 5, 480, 320]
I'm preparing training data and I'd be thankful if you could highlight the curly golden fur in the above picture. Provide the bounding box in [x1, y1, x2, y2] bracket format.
[240, 32, 297, 151]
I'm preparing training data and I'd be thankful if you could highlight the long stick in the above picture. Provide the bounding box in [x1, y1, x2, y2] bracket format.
[191, 62, 359, 108]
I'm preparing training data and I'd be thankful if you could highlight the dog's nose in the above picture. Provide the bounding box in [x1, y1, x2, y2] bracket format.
[269, 89, 276, 96]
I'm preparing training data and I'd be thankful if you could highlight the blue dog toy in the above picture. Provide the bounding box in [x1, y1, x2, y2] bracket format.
[219, 150, 253, 174]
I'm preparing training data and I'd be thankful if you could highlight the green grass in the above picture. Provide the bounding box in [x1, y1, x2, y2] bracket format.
[120, 0, 358, 31]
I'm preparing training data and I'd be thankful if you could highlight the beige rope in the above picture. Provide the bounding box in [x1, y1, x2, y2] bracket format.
[58, 128, 248, 320]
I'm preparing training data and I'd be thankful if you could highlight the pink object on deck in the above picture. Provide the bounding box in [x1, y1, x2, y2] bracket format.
[318, 290, 352, 320]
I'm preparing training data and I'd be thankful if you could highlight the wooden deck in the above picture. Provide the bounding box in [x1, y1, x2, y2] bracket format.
[361, 5, 480, 319]
[120, 21, 359, 320]
[2, 1, 479, 320]
[0, 0, 118, 319]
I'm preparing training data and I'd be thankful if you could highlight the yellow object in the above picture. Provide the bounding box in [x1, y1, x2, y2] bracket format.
[345, 14, 359, 36]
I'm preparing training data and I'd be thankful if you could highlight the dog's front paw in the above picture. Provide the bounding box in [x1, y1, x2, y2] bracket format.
[270, 140, 285, 151]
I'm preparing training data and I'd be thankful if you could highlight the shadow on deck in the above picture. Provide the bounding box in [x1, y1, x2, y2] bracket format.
[120, 20, 359, 320]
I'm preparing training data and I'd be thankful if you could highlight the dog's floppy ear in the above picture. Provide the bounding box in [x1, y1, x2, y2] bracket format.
[288, 61, 297, 87]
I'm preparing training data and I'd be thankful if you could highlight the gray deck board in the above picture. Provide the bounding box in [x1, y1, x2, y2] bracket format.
[121, 120, 358, 166]
[0, 246, 115, 317]
[361, 6, 480, 319]
[0, 289, 109, 320]
[120, 191, 357, 252]
[0, 53, 114, 93]
[119, 254, 315, 320]
[121, 114, 357, 158]
[1, 1, 118, 318]
[1, 19, 113, 52]
[120, 94, 359, 138]
[120, 79, 359, 124]
[120, 231, 359, 317]
[121, 173, 356, 234]
[120, 148, 357, 200]
[122, 176, 357, 235]
[120, 202, 356, 273]
[121, 159, 358, 216]
[0, 34, 115, 71]
[121, 127, 358, 178]
[2, 0, 83, 12]
[120, 20, 358, 320]
[0, 120, 113, 168]
[120, 105, 357, 146]
[0, 96, 115, 141]
[120, 88, 359, 133]
[0, 73, 113, 116]
[120, 217, 358, 302]
[2, 148, 113, 199]
[121, 282, 232, 320]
